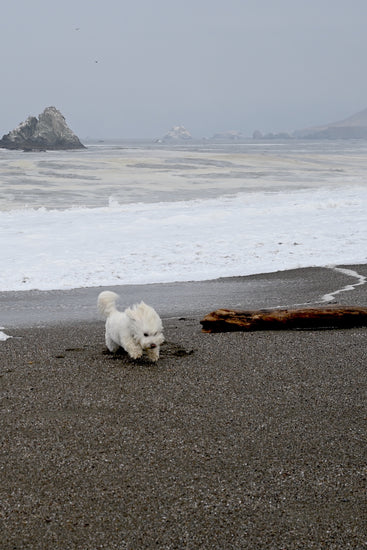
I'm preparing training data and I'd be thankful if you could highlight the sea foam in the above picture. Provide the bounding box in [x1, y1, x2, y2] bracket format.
[0, 184, 366, 291]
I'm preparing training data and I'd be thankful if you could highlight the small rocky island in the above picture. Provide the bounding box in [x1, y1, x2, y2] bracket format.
[210, 130, 244, 140]
[162, 125, 192, 141]
[0, 106, 85, 151]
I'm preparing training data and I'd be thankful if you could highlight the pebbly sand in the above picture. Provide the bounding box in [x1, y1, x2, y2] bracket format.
[1, 266, 366, 549]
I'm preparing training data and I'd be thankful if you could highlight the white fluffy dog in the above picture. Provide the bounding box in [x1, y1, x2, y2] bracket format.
[97, 291, 164, 362]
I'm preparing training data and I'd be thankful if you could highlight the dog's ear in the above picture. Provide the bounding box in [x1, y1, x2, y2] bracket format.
[126, 302, 147, 323]
[126, 306, 146, 323]
[126, 307, 138, 322]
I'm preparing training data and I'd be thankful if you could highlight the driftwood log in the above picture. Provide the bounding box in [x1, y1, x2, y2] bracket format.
[200, 305, 367, 333]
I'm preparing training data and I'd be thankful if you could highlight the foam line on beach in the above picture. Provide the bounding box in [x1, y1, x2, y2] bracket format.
[322, 266, 367, 302]
[0, 328, 12, 341]
[273, 265, 367, 310]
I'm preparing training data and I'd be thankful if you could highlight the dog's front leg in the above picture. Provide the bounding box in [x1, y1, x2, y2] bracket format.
[146, 347, 160, 362]
[123, 337, 143, 360]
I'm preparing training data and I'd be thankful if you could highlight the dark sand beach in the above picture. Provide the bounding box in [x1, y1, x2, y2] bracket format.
[1, 266, 366, 549]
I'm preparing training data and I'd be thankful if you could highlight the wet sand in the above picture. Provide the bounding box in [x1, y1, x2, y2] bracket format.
[1, 266, 366, 549]
[2, 264, 367, 329]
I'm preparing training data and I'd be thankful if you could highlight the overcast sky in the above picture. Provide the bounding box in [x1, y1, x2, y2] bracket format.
[1, 0, 367, 139]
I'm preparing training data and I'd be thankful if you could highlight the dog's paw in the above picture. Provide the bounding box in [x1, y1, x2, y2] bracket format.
[146, 348, 160, 362]
[127, 348, 143, 360]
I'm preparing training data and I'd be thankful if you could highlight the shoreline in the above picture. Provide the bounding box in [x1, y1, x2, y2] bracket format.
[1, 264, 367, 330]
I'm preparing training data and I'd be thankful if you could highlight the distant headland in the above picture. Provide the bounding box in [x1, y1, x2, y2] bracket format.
[0, 106, 85, 151]
[160, 107, 367, 142]
[254, 107, 367, 140]
[293, 107, 367, 139]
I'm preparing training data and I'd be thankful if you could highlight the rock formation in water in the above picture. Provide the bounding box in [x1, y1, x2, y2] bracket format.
[210, 130, 244, 140]
[252, 129, 293, 140]
[162, 125, 192, 141]
[0, 106, 85, 150]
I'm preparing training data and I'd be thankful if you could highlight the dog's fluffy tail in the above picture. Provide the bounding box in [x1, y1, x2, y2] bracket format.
[97, 291, 120, 318]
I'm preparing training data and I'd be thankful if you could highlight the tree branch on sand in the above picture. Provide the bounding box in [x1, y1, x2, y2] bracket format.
[200, 305, 367, 333]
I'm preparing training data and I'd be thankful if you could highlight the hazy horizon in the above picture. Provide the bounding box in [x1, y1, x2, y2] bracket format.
[2, 0, 367, 139]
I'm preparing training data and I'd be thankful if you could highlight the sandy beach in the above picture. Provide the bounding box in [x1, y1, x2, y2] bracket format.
[1, 265, 366, 549]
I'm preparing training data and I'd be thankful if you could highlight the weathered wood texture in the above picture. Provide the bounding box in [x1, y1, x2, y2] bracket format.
[200, 305, 367, 333]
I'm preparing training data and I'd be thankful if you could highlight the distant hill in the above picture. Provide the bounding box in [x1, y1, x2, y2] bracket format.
[295, 108, 367, 139]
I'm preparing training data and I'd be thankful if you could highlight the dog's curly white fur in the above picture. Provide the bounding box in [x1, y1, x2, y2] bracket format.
[97, 291, 164, 362]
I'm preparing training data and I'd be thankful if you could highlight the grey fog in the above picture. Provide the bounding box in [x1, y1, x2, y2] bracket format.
[1, 0, 367, 139]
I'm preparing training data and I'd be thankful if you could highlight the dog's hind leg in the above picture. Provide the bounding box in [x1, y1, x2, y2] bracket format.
[105, 335, 120, 353]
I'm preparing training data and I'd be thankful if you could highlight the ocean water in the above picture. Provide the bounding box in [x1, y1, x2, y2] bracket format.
[0, 139, 366, 291]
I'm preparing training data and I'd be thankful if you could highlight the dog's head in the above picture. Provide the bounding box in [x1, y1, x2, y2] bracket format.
[126, 302, 165, 350]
